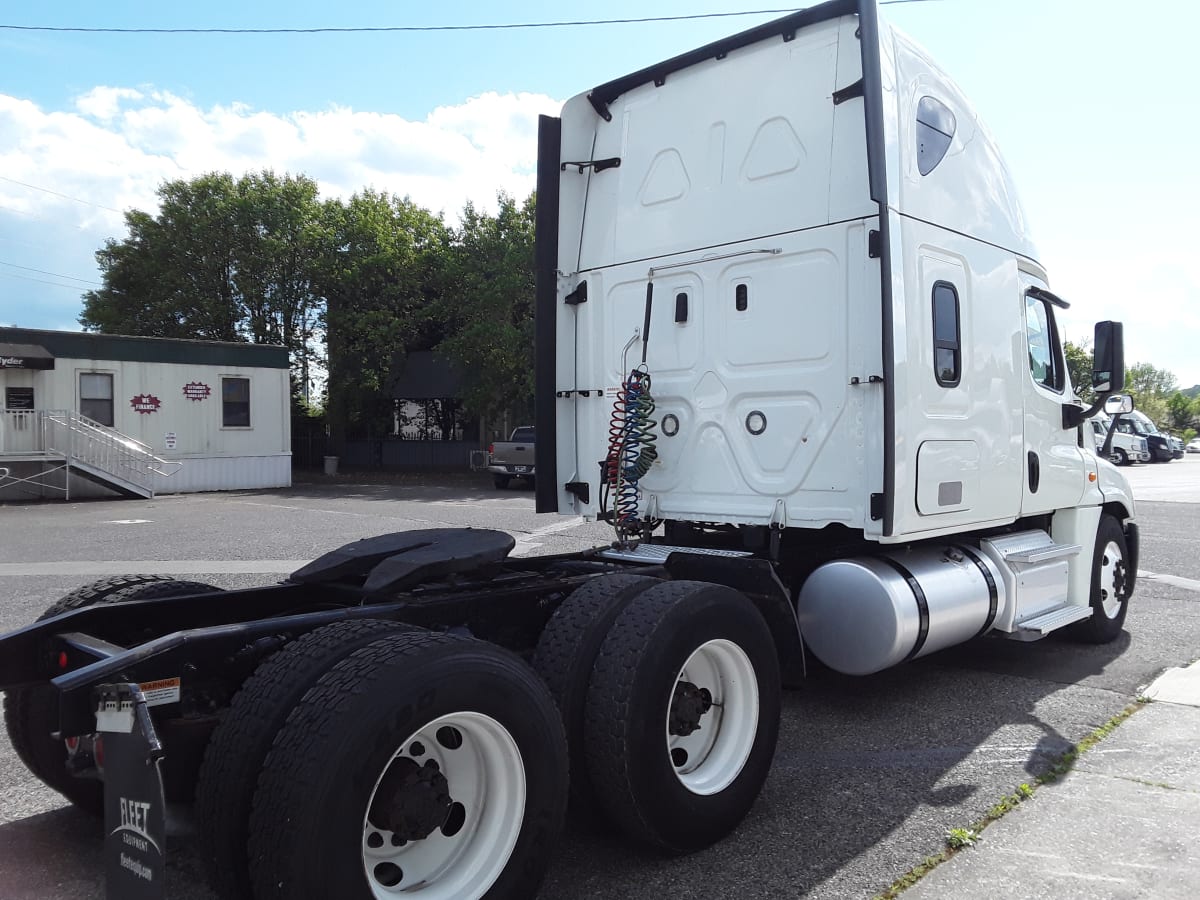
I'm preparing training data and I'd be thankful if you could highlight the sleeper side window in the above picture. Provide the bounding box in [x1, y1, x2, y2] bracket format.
[917, 97, 956, 176]
[1024, 294, 1064, 393]
[931, 281, 961, 387]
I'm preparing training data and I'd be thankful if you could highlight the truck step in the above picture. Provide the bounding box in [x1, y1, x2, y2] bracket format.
[1004, 543, 1081, 564]
[982, 530, 1081, 565]
[1007, 603, 1092, 641]
[599, 544, 753, 565]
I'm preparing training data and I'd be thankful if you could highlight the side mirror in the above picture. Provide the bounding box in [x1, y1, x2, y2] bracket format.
[1092, 321, 1125, 393]
[1105, 394, 1134, 415]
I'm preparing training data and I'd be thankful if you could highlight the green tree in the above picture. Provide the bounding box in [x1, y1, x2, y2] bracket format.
[80, 171, 328, 385]
[435, 193, 536, 427]
[318, 190, 449, 445]
[1167, 391, 1192, 430]
[1123, 362, 1178, 430]
[1124, 361, 1177, 401]
[1063, 340, 1094, 403]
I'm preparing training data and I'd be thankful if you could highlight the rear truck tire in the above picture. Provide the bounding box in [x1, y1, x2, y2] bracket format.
[1067, 514, 1132, 644]
[195, 619, 414, 900]
[493, 474, 511, 490]
[1111, 448, 1128, 466]
[248, 630, 568, 900]
[533, 573, 660, 809]
[2, 577, 219, 815]
[583, 581, 781, 853]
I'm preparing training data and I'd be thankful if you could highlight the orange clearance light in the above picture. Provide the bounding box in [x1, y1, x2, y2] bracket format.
[1088, 472, 1097, 482]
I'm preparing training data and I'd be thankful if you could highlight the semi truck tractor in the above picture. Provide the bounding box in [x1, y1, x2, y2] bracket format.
[0, 2, 1137, 898]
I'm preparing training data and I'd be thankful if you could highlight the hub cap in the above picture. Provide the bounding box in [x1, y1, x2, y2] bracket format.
[665, 639, 758, 796]
[1098, 540, 1128, 619]
[362, 712, 525, 898]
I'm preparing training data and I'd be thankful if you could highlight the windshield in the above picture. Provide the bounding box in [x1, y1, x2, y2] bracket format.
[1132, 413, 1159, 435]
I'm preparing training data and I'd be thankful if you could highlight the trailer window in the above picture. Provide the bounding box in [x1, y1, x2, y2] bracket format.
[79, 373, 114, 426]
[1024, 295, 1064, 392]
[931, 281, 960, 387]
[222, 377, 251, 427]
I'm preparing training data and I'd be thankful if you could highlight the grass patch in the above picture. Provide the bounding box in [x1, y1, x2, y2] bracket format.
[1036, 704, 1141, 785]
[872, 701, 1144, 899]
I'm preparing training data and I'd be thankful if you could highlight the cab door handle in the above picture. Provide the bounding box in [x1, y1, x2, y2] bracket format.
[1028, 451, 1041, 494]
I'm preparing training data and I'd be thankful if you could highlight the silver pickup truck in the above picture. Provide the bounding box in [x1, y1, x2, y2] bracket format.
[488, 426, 535, 489]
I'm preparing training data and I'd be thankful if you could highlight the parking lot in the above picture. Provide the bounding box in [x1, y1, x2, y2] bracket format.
[1, 460, 1199, 899]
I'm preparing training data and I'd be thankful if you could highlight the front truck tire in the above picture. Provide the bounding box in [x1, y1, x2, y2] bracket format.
[248, 630, 568, 900]
[1068, 513, 1133, 644]
[583, 581, 781, 853]
[2, 576, 219, 815]
[195, 619, 414, 900]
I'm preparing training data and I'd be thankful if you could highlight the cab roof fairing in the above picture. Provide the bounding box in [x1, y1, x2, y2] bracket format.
[878, 20, 1041, 264]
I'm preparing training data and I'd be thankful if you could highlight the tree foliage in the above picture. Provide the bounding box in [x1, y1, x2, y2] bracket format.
[81, 171, 328, 391]
[319, 191, 449, 440]
[80, 171, 538, 447]
[435, 193, 536, 425]
[1063, 340, 1094, 404]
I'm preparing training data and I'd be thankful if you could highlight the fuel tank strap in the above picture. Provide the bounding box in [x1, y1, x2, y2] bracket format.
[875, 557, 930, 661]
[959, 545, 999, 638]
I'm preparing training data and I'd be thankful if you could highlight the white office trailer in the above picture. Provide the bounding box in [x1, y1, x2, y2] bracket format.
[0, 327, 291, 500]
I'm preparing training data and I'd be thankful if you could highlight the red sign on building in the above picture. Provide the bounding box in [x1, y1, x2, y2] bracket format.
[183, 381, 211, 402]
[130, 394, 161, 414]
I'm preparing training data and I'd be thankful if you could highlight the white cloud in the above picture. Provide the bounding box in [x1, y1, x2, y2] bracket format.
[0, 87, 563, 329]
[75, 87, 145, 121]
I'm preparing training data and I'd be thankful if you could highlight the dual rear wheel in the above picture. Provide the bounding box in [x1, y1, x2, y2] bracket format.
[535, 576, 782, 853]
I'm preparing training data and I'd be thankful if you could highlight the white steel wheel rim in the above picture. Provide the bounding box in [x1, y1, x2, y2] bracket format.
[1098, 540, 1126, 619]
[666, 638, 759, 796]
[361, 711, 525, 899]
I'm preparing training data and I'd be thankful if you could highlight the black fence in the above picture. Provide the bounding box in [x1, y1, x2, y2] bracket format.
[341, 439, 476, 470]
[291, 432, 477, 471]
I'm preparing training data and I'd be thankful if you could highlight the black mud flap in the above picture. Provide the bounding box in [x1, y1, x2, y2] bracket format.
[96, 683, 166, 900]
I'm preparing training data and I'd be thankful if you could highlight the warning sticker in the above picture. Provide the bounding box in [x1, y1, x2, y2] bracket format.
[138, 678, 181, 708]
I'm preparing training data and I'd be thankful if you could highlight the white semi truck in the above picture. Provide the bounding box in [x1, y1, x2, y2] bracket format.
[0, 2, 1137, 898]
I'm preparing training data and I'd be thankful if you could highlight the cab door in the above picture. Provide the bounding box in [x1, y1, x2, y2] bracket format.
[1020, 274, 1086, 514]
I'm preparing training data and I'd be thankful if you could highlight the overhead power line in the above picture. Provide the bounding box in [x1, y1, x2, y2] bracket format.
[0, 176, 122, 213]
[0, 260, 101, 286]
[0, 270, 94, 292]
[0, 3, 937, 35]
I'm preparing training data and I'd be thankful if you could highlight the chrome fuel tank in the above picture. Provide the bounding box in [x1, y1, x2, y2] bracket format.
[796, 545, 1005, 675]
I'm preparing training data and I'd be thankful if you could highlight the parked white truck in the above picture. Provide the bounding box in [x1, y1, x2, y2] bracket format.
[0, 3, 1137, 899]
[1089, 414, 1150, 466]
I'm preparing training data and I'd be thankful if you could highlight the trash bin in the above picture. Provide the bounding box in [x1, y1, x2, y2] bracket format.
[323, 456, 339, 476]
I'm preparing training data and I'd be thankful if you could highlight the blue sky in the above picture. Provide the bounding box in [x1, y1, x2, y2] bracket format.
[1, 0, 1197, 386]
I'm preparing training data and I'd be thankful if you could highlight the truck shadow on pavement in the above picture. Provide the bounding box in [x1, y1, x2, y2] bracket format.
[0, 632, 1131, 900]
[539, 632, 1132, 900]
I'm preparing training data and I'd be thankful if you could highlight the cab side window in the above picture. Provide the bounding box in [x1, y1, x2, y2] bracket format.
[1024, 294, 1063, 392]
[932, 281, 961, 387]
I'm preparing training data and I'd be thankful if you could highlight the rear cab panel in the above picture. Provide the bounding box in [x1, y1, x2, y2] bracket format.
[550, 5, 884, 533]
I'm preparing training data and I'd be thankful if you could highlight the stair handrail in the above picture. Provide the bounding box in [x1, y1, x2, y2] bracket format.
[41, 411, 183, 489]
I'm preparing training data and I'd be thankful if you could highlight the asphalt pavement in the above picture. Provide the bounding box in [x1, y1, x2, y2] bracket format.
[0, 460, 1198, 899]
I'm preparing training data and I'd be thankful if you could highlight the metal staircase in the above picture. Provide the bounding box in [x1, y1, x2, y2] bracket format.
[0, 409, 180, 500]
